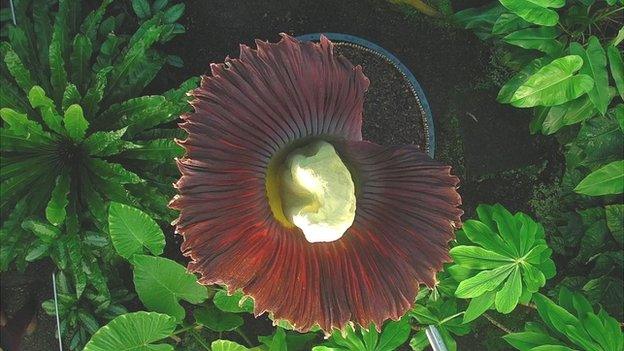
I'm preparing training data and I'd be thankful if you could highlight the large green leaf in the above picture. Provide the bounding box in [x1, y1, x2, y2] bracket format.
[511, 55, 594, 107]
[503, 27, 562, 56]
[63, 104, 88, 141]
[499, 0, 564, 26]
[497, 57, 548, 104]
[132, 255, 207, 321]
[28, 86, 64, 134]
[194, 305, 244, 332]
[83, 311, 176, 351]
[574, 160, 624, 196]
[570, 38, 611, 115]
[541, 95, 597, 135]
[108, 202, 165, 258]
[69, 34, 93, 90]
[492, 13, 532, 35]
[608, 45, 624, 101]
[45, 172, 70, 225]
[213, 289, 255, 313]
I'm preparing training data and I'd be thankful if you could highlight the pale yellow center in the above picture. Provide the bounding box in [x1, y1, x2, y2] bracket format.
[280, 140, 356, 243]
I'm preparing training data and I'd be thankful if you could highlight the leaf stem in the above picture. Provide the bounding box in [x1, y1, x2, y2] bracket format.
[483, 313, 514, 334]
[235, 327, 254, 347]
[189, 328, 211, 350]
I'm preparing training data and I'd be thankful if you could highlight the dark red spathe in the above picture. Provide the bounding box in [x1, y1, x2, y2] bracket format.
[171, 34, 462, 332]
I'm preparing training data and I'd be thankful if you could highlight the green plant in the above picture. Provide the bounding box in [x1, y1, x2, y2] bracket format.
[409, 299, 470, 351]
[312, 319, 411, 351]
[449, 204, 556, 322]
[503, 288, 623, 351]
[0, 0, 196, 270]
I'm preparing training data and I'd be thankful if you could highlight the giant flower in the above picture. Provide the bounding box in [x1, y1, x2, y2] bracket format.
[171, 34, 462, 333]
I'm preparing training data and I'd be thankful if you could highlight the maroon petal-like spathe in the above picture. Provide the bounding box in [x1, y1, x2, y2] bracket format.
[171, 34, 462, 333]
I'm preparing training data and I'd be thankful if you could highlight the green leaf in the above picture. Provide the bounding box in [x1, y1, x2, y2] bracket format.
[503, 332, 565, 350]
[494, 266, 522, 313]
[503, 27, 562, 56]
[82, 66, 112, 116]
[455, 264, 514, 298]
[498, 57, 550, 104]
[45, 172, 70, 225]
[163, 4, 185, 23]
[83, 312, 176, 351]
[0, 108, 51, 142]
[25, 243, 50, 262]
[63, 104, 88, 141]
[450, 246, 513, 269]
[541, 95, 597, 135]
[533, 293, 580, 335]
[2, 45, 35, 93]
[49, 20, 68, 101]
[574, 160, 624, 196]
[122, 139, 183, 162]
[61, 83, 82, 112]
[108, 202, 165, 258]
[615, 104, 624, 132]
[213, 289, 255, 313]
[463, 291, 495, 323]
[132, 255, 207, 322]
[570, 38, 611, 115]
[608, 45, 624, 101]
[194, 305, 244, 332]
[460, 219, 514, 257]
[83, 128, 130, 157]
[499, 0, 564, 26]
[88, 158, 142, 184]
[153, 0, 169, 11]
[69, 34, 93, 89]
[132, 0, 151, 19]
[510, 55, 594, 107]
[28, 86, 64, 134]
[21, 220, 60, 243]
[521, 263, 546, 292]
[605, 204, 623, 244]
[211, 340, 249, 351]
[377, 318, 411, 351]
[492, 13, 532, 35]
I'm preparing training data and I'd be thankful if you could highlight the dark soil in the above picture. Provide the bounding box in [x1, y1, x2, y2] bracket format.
[333, 44, 427, 151]
[0, 262, 57, 351]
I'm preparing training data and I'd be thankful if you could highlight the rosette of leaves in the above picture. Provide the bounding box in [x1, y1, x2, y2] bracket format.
[503, 288, 623, 351]
[0, 0, 197, 270]
[449, 204, 556, 322]
[409, 299, 470, 351]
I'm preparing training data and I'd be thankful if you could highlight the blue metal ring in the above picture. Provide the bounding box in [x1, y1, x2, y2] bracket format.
[296, 33, 436, 158]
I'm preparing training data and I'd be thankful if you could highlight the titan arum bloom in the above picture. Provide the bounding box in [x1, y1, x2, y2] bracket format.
[171, 34, 463, 332]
